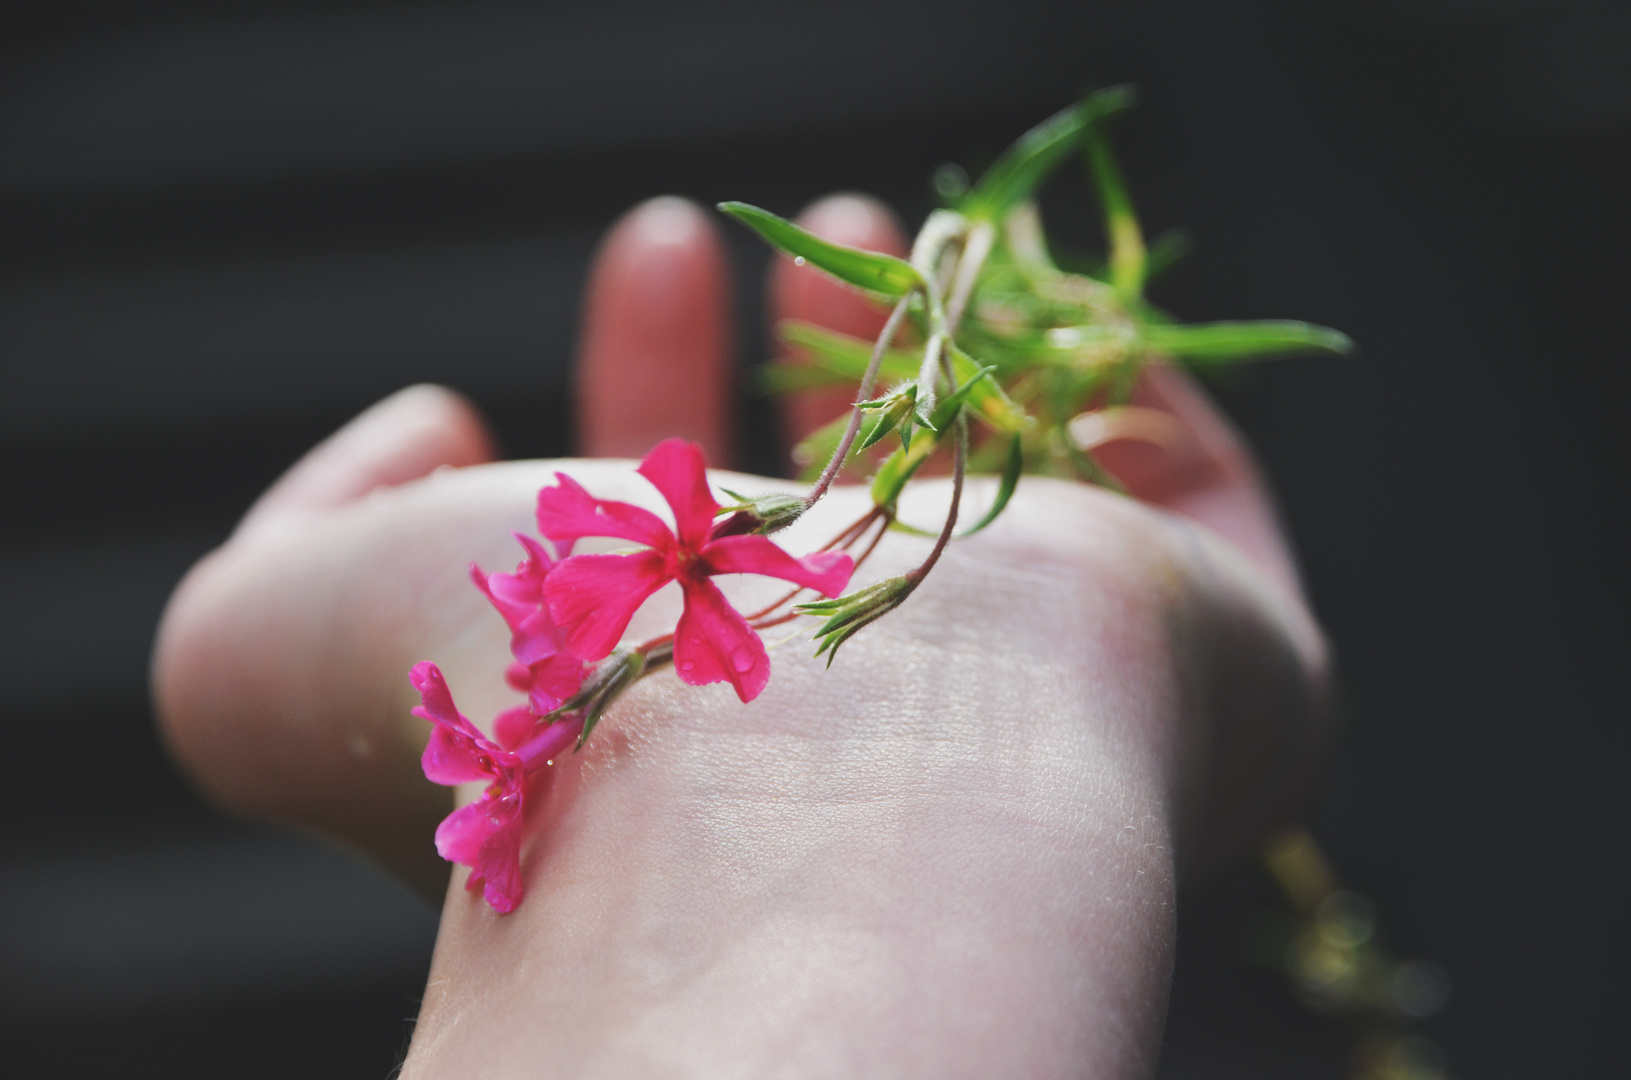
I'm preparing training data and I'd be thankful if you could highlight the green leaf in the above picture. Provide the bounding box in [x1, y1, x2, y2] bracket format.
[947, 346, 1028, 433]
[869, 430, 940, 508]
[777, 320, 922, 382]
[924, 361, 998, 433]
[793, 411, 855, 483]
[961, 85, 1138, 223]
[752, 360, 854, 395]
[1141, 320, 1356, 364]
[1082, 103, 1146, 298]
[1143, 228, 1193, 284]
[719, 202, 924, 298]
[955, 435, 1023, 537]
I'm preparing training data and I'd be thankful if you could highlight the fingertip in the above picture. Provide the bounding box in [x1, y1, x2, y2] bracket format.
[239, 384, 497, 532]
[767, 194, 909, 459]
[576, 196, 733, 465]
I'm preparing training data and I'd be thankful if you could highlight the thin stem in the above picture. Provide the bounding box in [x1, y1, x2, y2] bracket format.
[905, 410, 967, 586]
[944, 220, 995, 334]
[804, 295, 914, 506]
[741, 505, 887, 624]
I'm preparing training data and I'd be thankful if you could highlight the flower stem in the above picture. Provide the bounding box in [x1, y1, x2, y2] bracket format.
[803, 294, 914, 507]
[905, 410, 967, 587]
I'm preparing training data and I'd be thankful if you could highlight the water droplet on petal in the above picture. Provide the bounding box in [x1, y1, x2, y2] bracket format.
[678, 659, 696, 673]
[730, 646, 755, 673]
[793, 256, 806, 266]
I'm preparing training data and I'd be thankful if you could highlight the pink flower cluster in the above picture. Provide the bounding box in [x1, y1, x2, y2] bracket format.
[411, 439, 854, 912]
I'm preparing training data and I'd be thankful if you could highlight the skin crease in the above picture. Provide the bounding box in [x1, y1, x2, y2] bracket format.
[152, 195, 1330, 1077]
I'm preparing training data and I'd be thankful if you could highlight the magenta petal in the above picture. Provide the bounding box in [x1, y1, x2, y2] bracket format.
[493, 706, 537, 752]
[434, 801, 498, 868]
[511, 608, 565, 666]
[526, 654, 586, 715]
[700, 535, 854, 598]
[513, 532, 555, 578]
[477, 811, 525, 913]
[420, 722, 492, 785]
[536, 471, 674, 550]
[470, 563, 528, 632]
[545, 550, 671, 660]
[636, 439, 720, 549]
[673, 579, 770, 703]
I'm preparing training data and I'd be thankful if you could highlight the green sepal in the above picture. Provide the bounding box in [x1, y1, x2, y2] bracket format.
[923, 361, 999, 433]
[961, 85, 1138, 223]
[1142, 320, 1356, 364]
[856, 385, 918, 451]
[947, 346, 1028, 432]
[539, 649, 647, 751]
[795, 575, 917, 665]
[719, 202, 924, 298]
[716, 487, 806, 534]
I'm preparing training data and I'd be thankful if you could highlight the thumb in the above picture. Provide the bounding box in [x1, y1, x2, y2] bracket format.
[236, 383, 497, 539]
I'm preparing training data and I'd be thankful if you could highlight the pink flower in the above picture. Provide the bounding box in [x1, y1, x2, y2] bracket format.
[470, 533, 585, 719]
[411, 661, 581, 914]
[538, 438, 853, 702]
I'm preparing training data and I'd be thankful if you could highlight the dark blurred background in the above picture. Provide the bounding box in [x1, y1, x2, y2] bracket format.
[2, 1, 1624, 1075]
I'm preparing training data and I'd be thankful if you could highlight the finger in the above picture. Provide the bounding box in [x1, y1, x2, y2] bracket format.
[766, 194, 909, 459]
[237, 383, 497, 538]
[575, 196, 734, 466]
[1090, 364, 1302, 596]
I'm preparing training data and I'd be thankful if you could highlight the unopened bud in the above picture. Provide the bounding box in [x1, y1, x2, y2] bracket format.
[713, 489, 808, 537]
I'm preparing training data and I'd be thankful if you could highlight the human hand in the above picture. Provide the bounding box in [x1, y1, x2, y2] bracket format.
[153, 194, 1328, 1077]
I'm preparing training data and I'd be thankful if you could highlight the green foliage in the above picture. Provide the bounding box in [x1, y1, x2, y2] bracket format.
[960, 85, 1138, 223]
[726, 91, 1351, 645]
[1142, 320, 1355, 363]
[719, 202, 924, 297]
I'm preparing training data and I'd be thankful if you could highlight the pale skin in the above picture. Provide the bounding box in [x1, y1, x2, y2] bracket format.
[153, 194, 1330, 1078]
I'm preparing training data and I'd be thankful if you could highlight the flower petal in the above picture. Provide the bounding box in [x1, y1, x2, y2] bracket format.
[434, 800, 498, 868]
[545, 550, 671, 660]
[492, 706, 537, 752]
[526, 654, 587, 715]
[637, 439, 720, 550]
[700, 536, 854, 598]
[477, 808, 525, 913]
[420, 723, 493, 785]
[410, 663, 492, 785]
[536, 471, 673, 551]
[511, 608, 565, 666]
[673, 578, 770, 703]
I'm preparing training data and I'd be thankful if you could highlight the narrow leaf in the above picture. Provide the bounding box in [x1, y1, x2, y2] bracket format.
[753, 360, 854, 395]
[1142, 320, 1356, 363]
[1082, 105, 1146, 297]
[961, 85, 1138, 223]
[956, 435, 1023, 537]
[778, 320, 921, 382]
[948, 346, 1028, 432]
[720, 202, 924, 297]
